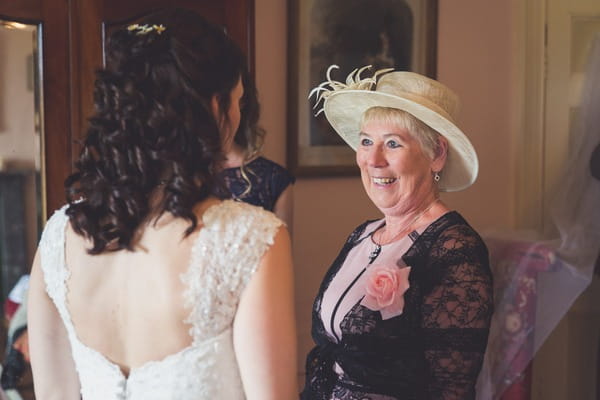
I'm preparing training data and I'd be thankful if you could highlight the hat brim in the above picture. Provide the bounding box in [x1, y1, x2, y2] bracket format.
[323, 90, 479, 192]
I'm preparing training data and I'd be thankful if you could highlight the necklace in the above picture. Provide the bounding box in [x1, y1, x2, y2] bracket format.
[368, 198, 439, 263]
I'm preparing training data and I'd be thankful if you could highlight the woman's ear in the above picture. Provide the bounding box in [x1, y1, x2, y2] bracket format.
[431, 135, 448, 173]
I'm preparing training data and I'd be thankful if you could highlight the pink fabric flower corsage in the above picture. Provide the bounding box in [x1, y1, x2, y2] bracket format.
[360, 264, 411, 320]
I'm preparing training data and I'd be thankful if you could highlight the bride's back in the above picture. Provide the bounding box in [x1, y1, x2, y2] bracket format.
[65, 204, 213, 376]
[30, 199, 295, 400]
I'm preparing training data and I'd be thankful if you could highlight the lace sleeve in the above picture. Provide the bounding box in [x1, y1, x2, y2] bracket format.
[421, 224, 493, 400]
[217, 157, 295, 211]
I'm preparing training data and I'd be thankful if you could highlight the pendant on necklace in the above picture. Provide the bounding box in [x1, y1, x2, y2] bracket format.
[368, 244, 381, 263]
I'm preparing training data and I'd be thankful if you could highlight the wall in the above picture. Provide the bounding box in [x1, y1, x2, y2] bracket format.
[255, 0, 519, 380]
[437, 0, 517, 229]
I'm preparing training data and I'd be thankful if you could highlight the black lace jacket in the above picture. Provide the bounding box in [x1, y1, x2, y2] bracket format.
[301, 212, 493, 400]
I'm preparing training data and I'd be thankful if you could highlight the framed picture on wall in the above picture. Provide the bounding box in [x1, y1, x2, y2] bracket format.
[287, 0, 438, 176]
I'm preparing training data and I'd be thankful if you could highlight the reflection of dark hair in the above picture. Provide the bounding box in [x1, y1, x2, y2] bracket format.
[234, 68, 265, 160]
[65, 9, 246, 254]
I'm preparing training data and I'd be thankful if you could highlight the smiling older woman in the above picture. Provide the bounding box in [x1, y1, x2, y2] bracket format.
[302, 67, 493, 400]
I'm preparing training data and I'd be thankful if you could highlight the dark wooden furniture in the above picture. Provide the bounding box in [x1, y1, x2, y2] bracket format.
[0, 0, 255, 214]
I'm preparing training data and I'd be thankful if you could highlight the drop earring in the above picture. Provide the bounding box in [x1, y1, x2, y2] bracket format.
[433, 172, 441, 182]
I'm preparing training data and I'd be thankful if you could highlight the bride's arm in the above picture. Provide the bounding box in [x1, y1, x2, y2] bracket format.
[28, 251, 81, 400]
[234, 226, 298, 400]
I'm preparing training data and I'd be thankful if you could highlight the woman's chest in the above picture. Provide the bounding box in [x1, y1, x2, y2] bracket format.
[319, 234, 421, 341]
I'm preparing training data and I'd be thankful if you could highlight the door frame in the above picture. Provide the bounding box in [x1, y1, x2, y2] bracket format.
[515, 0, 547, 233]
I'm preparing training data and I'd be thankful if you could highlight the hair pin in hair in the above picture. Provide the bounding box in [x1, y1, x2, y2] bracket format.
[127, 24, 167, 36]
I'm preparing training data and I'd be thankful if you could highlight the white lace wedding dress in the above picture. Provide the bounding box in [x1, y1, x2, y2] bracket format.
[38, 200, 282, 399]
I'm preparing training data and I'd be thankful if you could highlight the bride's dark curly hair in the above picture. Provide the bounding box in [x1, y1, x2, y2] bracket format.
[65, 9, 245, 254]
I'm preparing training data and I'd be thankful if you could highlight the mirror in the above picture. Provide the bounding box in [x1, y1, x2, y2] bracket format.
[0, 18, 44, 399]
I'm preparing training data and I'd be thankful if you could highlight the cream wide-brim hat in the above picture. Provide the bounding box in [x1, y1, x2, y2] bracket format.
[315, 66, 479, 192]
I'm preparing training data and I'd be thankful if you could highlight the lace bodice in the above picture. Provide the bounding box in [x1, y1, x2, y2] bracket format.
[38, 200, 282, 400]
[302, 212, 493, 400]
[216, 156, 295, 211]
[319, 221, 418, 342]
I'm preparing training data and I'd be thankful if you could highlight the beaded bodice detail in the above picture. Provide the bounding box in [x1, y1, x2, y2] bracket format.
[38, 200, 282, 400]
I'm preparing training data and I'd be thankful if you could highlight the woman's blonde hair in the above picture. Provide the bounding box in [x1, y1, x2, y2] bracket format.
[361, 106, 441, 159]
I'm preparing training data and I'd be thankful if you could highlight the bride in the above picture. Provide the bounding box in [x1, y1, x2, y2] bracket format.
[27, 9, 297, 400]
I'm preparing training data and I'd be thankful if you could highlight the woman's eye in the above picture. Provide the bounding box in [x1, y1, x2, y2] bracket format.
[360, 137, 373, 146]
[386, 140, 402, 148]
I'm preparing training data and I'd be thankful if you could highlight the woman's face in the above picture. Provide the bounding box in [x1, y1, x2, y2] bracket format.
[212, 77, 244, 152]
[356, 119, 440, 213]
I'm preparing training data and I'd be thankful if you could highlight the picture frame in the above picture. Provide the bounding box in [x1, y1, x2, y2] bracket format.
[287, 0, 438, 176]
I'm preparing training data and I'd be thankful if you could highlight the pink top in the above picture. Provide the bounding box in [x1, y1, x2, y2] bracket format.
[320, 219, 423, 342]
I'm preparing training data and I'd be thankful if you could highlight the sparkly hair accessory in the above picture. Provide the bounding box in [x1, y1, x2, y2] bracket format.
[127, 24, 167, 36]
[309, 65, 393, 116]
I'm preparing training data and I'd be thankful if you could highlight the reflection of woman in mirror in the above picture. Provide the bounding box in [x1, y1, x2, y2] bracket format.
[27, 9, 297, 400]
[302, 66, 493, 399]
[217, 67, 295, 229]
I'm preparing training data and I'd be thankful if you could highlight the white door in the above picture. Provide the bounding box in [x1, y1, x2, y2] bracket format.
[531, 0, 600, 399]
[543, 0, 600, 228]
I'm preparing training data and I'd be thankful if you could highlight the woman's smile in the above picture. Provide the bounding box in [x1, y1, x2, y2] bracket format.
[372, 177, 397, 186]
[357, 120, 435, 212]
